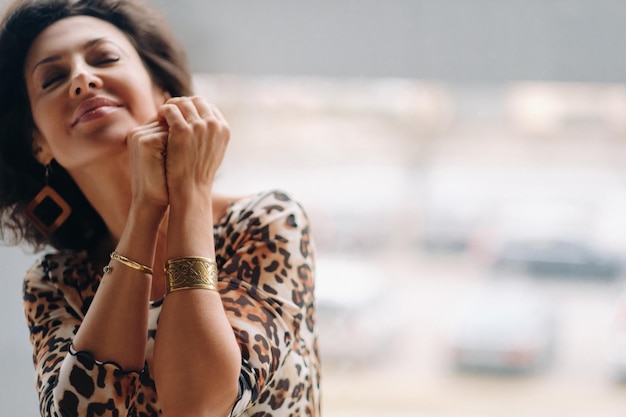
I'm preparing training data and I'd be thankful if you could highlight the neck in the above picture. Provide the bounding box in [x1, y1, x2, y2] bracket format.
[66, 152, 132, 243]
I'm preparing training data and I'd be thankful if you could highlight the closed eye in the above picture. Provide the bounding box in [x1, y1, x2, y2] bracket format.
[41, 73, 66, 89]
[95, 56, 120, 66]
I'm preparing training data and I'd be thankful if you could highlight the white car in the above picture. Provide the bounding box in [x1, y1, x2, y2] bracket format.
[447, 279, 557, 373]
[314, 256, 394, 366]
[605, 291, 626, 382]
[606, 330, 626, 382]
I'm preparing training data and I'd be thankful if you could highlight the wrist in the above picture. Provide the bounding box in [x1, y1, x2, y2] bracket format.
[166, 194, 215, 258]
[128, 200, 167, 227]
[115, 204, 166, 266]
[168, 185, 213, 210]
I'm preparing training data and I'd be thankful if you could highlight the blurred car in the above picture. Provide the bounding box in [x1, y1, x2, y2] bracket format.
[421, 210, 476, 252]
[605, 292, 626, 382]
[314, 256, 395, 366]
[447, 280, 557, 374]
[606, 330, 626, 382]
[493, 239, 623, 279]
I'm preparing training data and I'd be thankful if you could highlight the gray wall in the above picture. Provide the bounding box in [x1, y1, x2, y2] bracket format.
[1, 248, 40, 416]
[150, 0, 626, 83]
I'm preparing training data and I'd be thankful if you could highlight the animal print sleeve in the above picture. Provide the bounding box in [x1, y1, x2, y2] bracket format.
[23, 256, 141, 417]
[216, 191, 318, 416]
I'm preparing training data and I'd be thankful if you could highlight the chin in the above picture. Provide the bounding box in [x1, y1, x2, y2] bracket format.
[82, 122, 133, 142]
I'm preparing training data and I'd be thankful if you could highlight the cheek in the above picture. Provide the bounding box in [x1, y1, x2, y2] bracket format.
[30, 104, 69, 160]
[131, 85, 163, 122]
[31, 104, 54, 136]
[29, 90, 61, 127]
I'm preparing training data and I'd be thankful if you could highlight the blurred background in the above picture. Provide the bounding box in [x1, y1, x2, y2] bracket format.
[3, 0, 626, 416]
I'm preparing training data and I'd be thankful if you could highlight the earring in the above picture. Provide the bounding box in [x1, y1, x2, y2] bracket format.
[24, 163, 72, 236]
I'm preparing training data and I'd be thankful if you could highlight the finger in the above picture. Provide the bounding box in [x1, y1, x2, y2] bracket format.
[190, 96, 221, 121]
[142, 120, 162, 129]
[158, 103, 188, 132]
[127, 122, 168, 144]
[128, 120, 167, 134]
[166, 96, 202, 123]
[140, 124, 169, 136]
[190, 98, 229, 143]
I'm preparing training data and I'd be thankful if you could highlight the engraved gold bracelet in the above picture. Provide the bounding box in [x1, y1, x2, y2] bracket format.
[103, 251, 154, 275]
[165, 256, 218, 294]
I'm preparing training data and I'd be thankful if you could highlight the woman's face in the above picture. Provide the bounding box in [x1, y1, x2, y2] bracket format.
[24, 15, 166, 170]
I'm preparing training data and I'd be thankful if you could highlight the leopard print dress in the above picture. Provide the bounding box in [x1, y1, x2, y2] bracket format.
[22, 190, 320, 417]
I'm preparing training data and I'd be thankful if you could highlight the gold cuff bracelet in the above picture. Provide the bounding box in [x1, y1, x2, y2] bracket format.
[165, 256, 218, 294]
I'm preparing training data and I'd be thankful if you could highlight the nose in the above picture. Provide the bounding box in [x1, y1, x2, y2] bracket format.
[74, 82, 96, 96]
[69, 66, 102, 97]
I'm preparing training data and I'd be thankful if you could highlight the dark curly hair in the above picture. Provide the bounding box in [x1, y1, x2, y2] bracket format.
[0, 0, 192, 251]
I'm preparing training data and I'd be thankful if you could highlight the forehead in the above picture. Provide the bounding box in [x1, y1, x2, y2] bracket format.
[25, 16, 134, 68]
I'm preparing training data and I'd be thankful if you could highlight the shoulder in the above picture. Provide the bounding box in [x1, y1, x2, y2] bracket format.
[24, 250, 97, 312]
[29, 250, 87, 275]
[26, 250, 86, 279]
[214, 190, 315, 266]
[218, 189, 310, 230]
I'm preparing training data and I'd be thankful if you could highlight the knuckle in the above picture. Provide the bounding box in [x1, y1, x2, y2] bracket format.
[159, 103, 177, 115]
[191, 95, 208, 106]
[127, 125, 143, 138]
[171, 123, 192, 135]
[166, 96, 185, 104]
[205, 117, 219, 130]
[217, 119, 230, 134]
[191, 118, 206, 130]
[219, 122, 231, 138]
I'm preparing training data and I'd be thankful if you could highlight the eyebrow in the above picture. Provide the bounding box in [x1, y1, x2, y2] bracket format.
[30, 37, 109, 74]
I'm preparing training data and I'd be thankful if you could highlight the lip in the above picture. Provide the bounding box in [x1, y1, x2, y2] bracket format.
[71, 97, 122, 127]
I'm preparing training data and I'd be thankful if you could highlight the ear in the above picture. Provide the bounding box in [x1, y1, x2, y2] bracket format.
[31, 130, 54, 166]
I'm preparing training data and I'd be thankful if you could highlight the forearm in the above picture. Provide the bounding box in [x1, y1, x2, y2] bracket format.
[72, 204, 164, 370]
[155, 291, 240, 417]
[154, 195, 240, 417]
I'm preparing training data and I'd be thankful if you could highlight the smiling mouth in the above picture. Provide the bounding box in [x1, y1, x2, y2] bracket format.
[72, 98, 122, 127]
[72, 106, 120, 126]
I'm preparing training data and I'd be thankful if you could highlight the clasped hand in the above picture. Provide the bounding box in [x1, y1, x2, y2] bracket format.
[127, 96, 229, 209]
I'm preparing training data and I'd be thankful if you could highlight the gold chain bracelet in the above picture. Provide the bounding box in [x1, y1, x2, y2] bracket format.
[165, 256, 218, 294]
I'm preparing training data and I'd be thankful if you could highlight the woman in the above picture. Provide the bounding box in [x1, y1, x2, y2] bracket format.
[0, 1, 320, 416]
